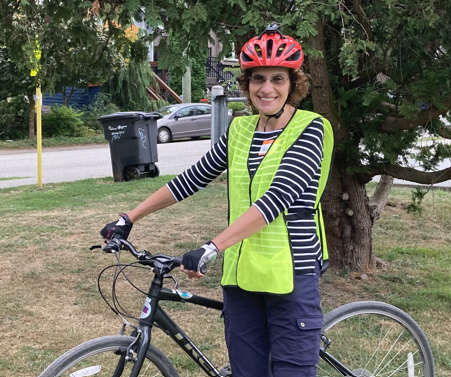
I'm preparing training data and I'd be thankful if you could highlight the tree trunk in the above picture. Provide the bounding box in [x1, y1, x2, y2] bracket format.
[28, 93, 36, 139]
[369, 174, 394, 222]
[322, 157, 376, 271]
[308, 17, 376, 271]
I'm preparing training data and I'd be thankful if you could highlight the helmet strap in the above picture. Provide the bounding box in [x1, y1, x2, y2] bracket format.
[263, 102, 286, 132]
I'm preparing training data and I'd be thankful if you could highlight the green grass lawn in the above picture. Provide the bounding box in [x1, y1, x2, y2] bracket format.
[0, 135, 108, 150]
[1, 177, 450, 376]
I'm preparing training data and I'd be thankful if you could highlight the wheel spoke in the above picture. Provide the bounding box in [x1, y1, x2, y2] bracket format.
[318, 302, 433, 377]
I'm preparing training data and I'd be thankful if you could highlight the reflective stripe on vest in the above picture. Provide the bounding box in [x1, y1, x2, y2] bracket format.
[222, 110, 334, 294]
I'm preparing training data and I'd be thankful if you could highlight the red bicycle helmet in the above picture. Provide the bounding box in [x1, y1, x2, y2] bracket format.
[240, 23, 304, 70]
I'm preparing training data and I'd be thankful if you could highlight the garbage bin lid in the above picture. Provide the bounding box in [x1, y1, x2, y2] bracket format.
[98, 111, 162, 122]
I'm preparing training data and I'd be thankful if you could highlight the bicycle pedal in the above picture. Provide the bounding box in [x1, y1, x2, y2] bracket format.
[220, 363, 232, 376]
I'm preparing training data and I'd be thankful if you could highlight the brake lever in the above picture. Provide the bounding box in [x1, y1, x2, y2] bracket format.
[89, 243, 120, 253]
[102, 238, 121, 253]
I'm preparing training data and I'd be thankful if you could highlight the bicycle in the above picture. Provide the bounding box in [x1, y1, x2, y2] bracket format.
[38, 238, 435, 377]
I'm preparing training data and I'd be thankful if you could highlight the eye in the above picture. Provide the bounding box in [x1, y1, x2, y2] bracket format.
[251, 75, 266, 84]
[272, 76, 286, 85]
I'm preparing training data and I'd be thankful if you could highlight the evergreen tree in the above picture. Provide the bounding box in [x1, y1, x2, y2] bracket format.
[102, 59, 166, 111]
[131, 0, 451, 271]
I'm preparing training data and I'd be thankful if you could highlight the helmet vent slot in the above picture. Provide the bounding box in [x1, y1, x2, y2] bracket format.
[267, 39, 273, 58]
[286, 50, 301, 62]
[276, 43, 286, 57]
[240, 52, 253, 62]
[254, 44, 263, 58]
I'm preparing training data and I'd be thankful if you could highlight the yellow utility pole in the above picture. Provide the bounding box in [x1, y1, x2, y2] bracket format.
[31, 42, 42, 188]
[36, 86, 42, 188]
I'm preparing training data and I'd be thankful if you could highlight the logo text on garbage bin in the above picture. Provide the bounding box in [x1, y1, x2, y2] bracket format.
[138, 128, 147, 149]
[108, 125, 127, 143]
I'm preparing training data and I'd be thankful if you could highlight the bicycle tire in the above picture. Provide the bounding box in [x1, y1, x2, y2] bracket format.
[38, 335, 179, 377]
[317, 301, 434, 377]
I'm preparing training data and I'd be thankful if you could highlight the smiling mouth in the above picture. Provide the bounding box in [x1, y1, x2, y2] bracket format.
[259, 97, 277, 102]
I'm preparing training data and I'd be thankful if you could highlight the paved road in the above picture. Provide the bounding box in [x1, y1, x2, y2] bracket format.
[0, 139, 450, 189]
[0, 139, 211, 189]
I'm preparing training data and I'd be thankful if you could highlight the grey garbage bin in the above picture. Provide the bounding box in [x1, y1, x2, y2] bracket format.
[98, 112, 162, 182]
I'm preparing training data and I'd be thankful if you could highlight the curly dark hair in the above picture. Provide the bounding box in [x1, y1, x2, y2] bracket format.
[238, 69, 310, 113]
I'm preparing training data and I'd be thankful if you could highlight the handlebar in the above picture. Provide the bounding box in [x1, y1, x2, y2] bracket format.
[90, 238, 207, 275]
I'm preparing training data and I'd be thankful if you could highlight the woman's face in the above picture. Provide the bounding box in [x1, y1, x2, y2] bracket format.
[248, 67, 291, 116]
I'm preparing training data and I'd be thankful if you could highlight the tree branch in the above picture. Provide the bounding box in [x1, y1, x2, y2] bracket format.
[367, 164, 451, 184]
[383, 25, 403, 71]
[87, 22, 113, 67]
[380, 94, 451, 132]
[1, 0, 22, 24]
[436, 124, 451, 139]
[352, 0, 373, 42]
[340, 65, 387, 90]
[379, 101, 399, 116]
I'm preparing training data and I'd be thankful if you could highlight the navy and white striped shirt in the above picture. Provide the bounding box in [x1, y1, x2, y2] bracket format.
[167, 112, 325, 275]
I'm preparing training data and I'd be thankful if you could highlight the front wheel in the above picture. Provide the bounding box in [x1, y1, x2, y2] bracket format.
[317, 301, 434, 377]
[38, 335, 179, 377]
[158, 127, 171, 143]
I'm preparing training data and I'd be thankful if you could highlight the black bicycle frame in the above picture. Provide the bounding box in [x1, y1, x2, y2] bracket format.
[125, 273, 355, 377]
[126, 273, 224, 377]
[155, 288, 224, 376]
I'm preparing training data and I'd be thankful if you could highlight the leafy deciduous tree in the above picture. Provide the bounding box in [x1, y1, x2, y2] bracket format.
[0, 0, 150, 137]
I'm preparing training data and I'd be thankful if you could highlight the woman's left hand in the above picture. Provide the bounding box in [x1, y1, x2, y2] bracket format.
[180, 241, 218, 278]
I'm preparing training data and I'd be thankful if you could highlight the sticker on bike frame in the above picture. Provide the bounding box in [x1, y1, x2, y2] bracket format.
[140, 297, 152, 319]
[70, 365, 101, 376]
[176, 290, 193, 299]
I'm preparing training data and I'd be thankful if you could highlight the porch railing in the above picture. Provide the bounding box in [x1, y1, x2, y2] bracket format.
[206, 56, 235, 83]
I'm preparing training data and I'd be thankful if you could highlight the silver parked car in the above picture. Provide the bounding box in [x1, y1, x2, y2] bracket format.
[155, 103, 232, 143]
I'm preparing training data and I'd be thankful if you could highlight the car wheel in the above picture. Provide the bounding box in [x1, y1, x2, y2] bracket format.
[157, 127, 171, 143]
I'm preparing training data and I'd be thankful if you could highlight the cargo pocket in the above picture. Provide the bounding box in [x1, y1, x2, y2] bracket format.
[295, 315, 323, 365]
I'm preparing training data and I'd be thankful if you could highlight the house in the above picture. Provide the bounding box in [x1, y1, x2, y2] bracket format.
[149, 31, 239, 100]
[43, 26, 239, 108]
[42, 85, 100, 109]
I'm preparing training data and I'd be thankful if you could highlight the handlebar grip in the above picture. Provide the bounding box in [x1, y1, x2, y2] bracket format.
[103, 238, 121, 253]
[199, 264, 208, 274]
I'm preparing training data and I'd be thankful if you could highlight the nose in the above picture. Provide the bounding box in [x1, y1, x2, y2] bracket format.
[260, 78, 274, 93]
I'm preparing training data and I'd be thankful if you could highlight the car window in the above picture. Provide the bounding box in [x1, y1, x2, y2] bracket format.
[175, 106, 196, 118]
[156, 105, 180, 116]
[196, 106, 211, 115]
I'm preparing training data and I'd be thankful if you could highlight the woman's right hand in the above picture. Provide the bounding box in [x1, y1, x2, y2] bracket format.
[100, 213, 133, 240]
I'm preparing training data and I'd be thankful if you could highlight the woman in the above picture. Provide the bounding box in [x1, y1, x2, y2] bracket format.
[101, 24, 334, 377]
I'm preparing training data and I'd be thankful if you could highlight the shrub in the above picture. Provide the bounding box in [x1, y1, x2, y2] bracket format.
[81, 93, 121, 132]
[228, 101, 246, 112]
[0, 96, 30, 140]
[42, 105, 84, 138]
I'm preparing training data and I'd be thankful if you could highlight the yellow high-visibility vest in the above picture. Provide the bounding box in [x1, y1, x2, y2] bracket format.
[222, 110, 334, 294]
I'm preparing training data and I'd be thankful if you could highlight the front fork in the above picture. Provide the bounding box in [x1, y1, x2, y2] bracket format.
[130, 277, 166, 377]
[320, 334, 357, 377]
[128, 326, 152, 377]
